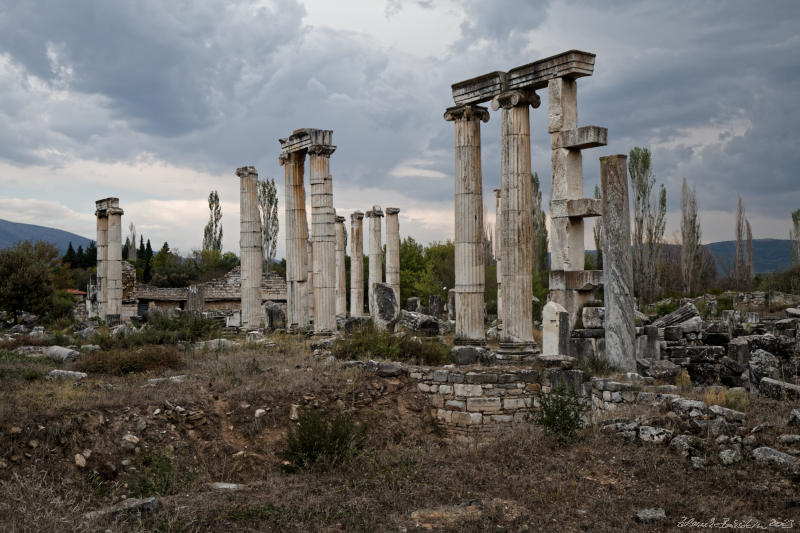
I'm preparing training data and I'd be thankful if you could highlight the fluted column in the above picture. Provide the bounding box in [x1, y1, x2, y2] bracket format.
[492, 90, 540, 356]
[350, 211, 365, 317]
[601, 155, 636, 371]
[335, 214, 347, 318]
[306, 237, 314, 324]
[106, 204, 124, 320]
[282, 151, 309, 330]
[95, 202, 108, 319]
[445, 104, 489, 345]
[494, 188, 502, 323]
[237, 166, 263, 329]
[309, 145, 337, 334]
[366, 207, 383, 318]
[385, 207, 401, 307]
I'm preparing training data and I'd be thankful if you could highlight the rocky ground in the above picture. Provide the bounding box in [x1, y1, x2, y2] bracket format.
[1, 329, 799, 532]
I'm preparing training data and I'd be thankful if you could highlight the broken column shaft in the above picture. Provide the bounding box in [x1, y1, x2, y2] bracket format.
[349, 211, 365, 317]
[385, 207, 401, 308]
[494, 188, 502, 322]
[335, 215, 347, 318]
[281, 151, 309, 330]
[493, 90, 539, 356]
[237, 166, 263, 329]
[445, 104, 489, 345]
[95, 198, 124, 322]
[309, 145, 337, 334]
[366, 207, 383, 318]
[601, 155, 636, 371]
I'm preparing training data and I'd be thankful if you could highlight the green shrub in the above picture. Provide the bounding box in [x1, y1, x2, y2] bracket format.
[654, 299, 679, 317]
[279, 408, 367, 471]
[92, 312, 221, 349]
[331, 323, 450, 365]
[75, 345, 184, 375]
[575, 353, 614, 379]
[128, 451, 193, 497]
[534, 386, 585, 443]
[716, 295, 734, 316]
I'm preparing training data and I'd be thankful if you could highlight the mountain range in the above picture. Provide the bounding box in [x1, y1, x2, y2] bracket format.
[0, 219, 93, 254]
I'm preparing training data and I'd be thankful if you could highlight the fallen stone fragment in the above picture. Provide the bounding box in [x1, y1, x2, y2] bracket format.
[759, 377, 800, 401]
[289, 404, 299, 421]
[709, 404, 746, 423]
[785, 308, 800, 318]
[45, 346, 80, 363]
[750, 446, 800, 475]
[75, 453, 87, 468]
[789, 409, 800, 428]
[46, 369, 87, 381]
[670, 398, 707, 416]
[120, 433, 140, 452]
[635, 508, 666, 523]
[376, 361, 405, 377]
[638, 426, 673, 444]
[719, 448, 742, 465]
[209, 482, 247, 491]
[83, 497, 159, 521]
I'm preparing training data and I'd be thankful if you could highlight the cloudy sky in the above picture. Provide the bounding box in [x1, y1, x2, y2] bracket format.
[1, 0, 798, 258]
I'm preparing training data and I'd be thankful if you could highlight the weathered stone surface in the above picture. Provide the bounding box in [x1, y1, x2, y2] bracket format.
[670, 398, 707, 416]
[349, 211, 365, 317]
[669, 434, 702, 457]
[542, 301, 569, 355]
[759, 378, 800, 400]
[789, 409, 800, 427]
[265, 302, 286, 331]
[45, 346, 79, 363]
[785, 308, 800, 318]
[372, 283, 399, 331]
[376, 362, 405, 377]
[651, 303, 699, 329]
[709, 404, 746, 423]
[679, 316, 703, 334]
[638, 426, 673, 444]
[581, 306, 604, 328]
[399, 310, 442, 336]
[84, 497, 159, 521]
[120, 433, 140, 451]
[638, 359, 681, 380]
[749, 349, 781, 390]
[751, 446, 800, 475]
[46, 369, 87, 381]
[635, 508, 666, 523]
[719, 448, 742, 465]
[195, 338, 234, 351]
[451, 346, 482, 366]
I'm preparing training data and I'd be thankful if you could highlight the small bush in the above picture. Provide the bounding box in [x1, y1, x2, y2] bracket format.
[654, 299, 679, 317]
[534, 386, 585, 443]
[716, 295, 734, 316]
[128, 451, 193, 497]
[575, 353, 615, 379]
[92, 312, 221, 350]
[75, 345, 184, 375]
[675, 369, 692, 392]
[705, 387, 749, 412]
[332, 323, 450, 365]
[279, 408, 367, 471]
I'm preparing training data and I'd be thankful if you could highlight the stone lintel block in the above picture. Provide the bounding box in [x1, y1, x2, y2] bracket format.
[550, 199, 602, 219]
[549, 270, 604, 291]
[551, 126, 607, 150]
[503, 397, 530, 410]
[279, 128, 334, 154]
[453, 383, 483, 397]
[466, 397, 502, 412]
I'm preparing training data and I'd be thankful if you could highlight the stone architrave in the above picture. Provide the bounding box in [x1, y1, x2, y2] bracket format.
[334, 215, 347, 318]
[385, 208, 401, 306]
[492, 90, 539, 356]
[366, 206, 384, 318]
[236, 166, 264, 329]
[95, 198, 124, 323]
[601, 155, 636, 371]
[308, 145, 337, 334]
[280, 151, 309, 330]
[494, 188, 502, 322]
[349, 211, 365, 316]
[445, 104, 489, 346]
[542, 301, 569, 356]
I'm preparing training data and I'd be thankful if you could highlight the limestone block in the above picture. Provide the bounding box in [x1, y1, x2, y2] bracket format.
[466, 397, 502, 412]
[581, 306, 604, 328]
[371, 283, 399, 331]
[453, 384, 482, 397]
[542, 301, 569, 356]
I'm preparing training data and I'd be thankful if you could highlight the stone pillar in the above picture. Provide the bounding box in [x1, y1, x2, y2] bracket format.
[309, 146, 337, 334]
[385, 207, 401, 307]
[601, 155, 636, 371]
[335, 215, 347, 318]
[366, 207, 383, 318]
[542, 301, 570, 356]
[95, 198, 123, 323]
[237, 166, 263, 329]
[282, 151, 309, 330]
[306, 237, 314, 324]
[95, 202, 108, 319]
[492, 90, 539, 356]
[349, 211, 365, 316]
[445, 104, 489, 346]
[494, 188, 502, 322]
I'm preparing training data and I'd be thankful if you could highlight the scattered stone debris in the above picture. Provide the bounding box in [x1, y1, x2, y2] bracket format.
[45, 346, 80, 362]
[635, 508, 666, 523]
[46, 369, 87, 381]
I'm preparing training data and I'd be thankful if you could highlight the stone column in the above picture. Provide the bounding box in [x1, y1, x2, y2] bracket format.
[236, 166, 263, 329]
[385, 207, 401, 307]
[445, 104, 489, 345]
[601, 155, 636, 371]
[492, 90, 539, 356]
[366, 207, 383, 318]
[494, 188, 502, 322]
[335, 215, 347, 318]
[309, 146, 337, 334]
[282, 151, 309, 330]
[349, 211, 365, 316]
[95, 201, 108, 319]
[306, 237, 314, 324]
[106, 202, 124, 321]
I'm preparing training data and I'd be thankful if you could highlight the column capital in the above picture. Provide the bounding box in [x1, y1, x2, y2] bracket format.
[95, 197, 123, 217]
[335, 215, 345, 223]
[366, 207, 384, 218]
[308, 144, 336, 157]
[236, 166, 258, 178]
[494, 188, 501, 198]
[279, 153, 290, 165]
[385, 207, 400, 215]
[350, 211, 364, 221]
[491, 89, 540, 111]
[444, 104, 490, 123]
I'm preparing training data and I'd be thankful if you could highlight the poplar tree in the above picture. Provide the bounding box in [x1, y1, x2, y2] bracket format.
[203, 190, 223, 252]
[257, 178, 279, 270]
[680, 178, 702, 295]
[629, 147, 666, 305]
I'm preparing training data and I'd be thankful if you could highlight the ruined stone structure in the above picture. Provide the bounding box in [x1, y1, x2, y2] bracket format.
[95, 198, 124, 324]
[600, 155, 636, 371]
[279, 129, 336, 331]
[385, 207, 401, 307]
[236, 166, 263, 329]
[494, 188, 502, 322]
[335, 215, 347, 318]
[350, 211, 365, 317]
[366, 206, 384, 318]
[445, 105, 489, 345]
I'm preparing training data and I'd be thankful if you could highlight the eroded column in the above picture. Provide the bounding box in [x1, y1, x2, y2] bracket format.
[95, 201, 108, 319]
[445, 104, 489, 345]
[335, 215, 347, 318]
[493, 90, 539, 356]
[366, 207, 383, 318]
[349, 211, 365, 317]
[309, 146, 337, 334]
[306, 237, 314, 325]
[601, 155, 636, 371]
[494, 188, 502, 324]
[237, 166, 263, 329]
[282, 152, 309, 330]
[385, 207, 401, 308]
[106, 202, 124, 322]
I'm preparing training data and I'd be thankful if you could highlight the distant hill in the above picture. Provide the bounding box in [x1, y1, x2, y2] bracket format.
[705, 238, 791, 274]
[0, 219, 92, 254]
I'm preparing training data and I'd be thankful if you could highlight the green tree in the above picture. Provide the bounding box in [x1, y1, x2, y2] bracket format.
[0, 241, 60, 321]
[63, 242, 76, 267]
[680, 177, 702, 295]
[203, 190, 223, 252]
[532, 172, 549, 275]
[629, 147, 666, 305]
[258, 177, 279, 270]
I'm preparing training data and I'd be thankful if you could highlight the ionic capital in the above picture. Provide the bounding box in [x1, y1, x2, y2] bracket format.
[350, 211, 364, 221]
[443, 105, 490, 123]
[335, 215, 346, 223]
[385, 207, 400, 215]
[236, 166, 258, 179]
[491, 89, 540, 111]
[279, 153, 290, 165]
[308, 144, 336, 157]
